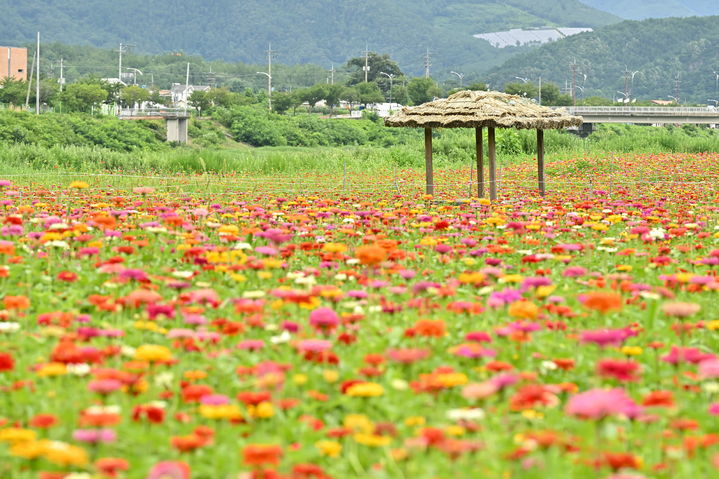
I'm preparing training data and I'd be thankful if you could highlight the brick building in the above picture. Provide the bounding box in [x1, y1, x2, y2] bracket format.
[0, 46, 28, 81]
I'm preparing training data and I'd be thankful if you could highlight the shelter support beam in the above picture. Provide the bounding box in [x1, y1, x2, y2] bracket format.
[424, 128, 433, 195]
[537, 129, 545, 197]
[488, 127, 497, 201]
[476, 127, 484, 198]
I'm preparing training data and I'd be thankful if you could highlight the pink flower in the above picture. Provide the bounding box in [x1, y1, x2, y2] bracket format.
[709, 403, 719, 415]
[73, 428, 117, 444]
[236, 340, 265, 351]
[297, 339, 332, 353]
[88, 379, 123, 395]
[661, 346, 715, 365]
[699, 359, 719, 379]
[309, 307, 340, 331]
[580, 328, 636, 348]
[566, 388, 642, 420]
[146, 461, 191, 479]
[200, 394, 230, 405]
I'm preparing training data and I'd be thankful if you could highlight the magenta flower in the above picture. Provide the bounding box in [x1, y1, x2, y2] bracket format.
[566, 388, 642, 420]
[73, 428, 117, 444]
[146, 461, 190, 479]
[297, 339, 332, 353]
[309, 307, 339, 331]
[88, 379, 123, 395]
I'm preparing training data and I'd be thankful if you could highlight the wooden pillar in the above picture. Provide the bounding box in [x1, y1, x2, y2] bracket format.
[537, 129, 545, 197]
[476, 127, 484, 198]
[424, 127, 433, 195]
[488, 127, 497, 201]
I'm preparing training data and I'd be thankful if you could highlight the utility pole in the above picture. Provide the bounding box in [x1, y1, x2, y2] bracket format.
[6, 48, 10, 81]
[362, 43, 370, 82]
[674, 74, 682, 104]
[36, 32, 40, 115]
[25, 49, 36, 109]
[570, 58, 578, 106]
[59, 58, 65, 92]
[117, 43, 124, 81]
[713, 70, 719, 100]
[257, 43, 276, 111]
[329, 64, 335, 85]
[538, 76, 542, 105]
[623, 66, 630, 102]
[424, 48, 432, 79]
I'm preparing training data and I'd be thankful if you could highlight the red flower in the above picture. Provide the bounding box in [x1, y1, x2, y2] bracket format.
[242, 444, 283, 467]
[0, 352, 14, 372]
[596, 359, 641, 382]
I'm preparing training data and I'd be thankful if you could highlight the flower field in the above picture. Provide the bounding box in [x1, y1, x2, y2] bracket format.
[2, 152, 719, 479]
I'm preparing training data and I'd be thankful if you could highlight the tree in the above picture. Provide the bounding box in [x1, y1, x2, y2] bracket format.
[58, 83, 108, 113]
[539, 82, 572, 106]
[341, 87, 360, 109]
[466, 82, 489, 91]
[356, 82, 384, 107]
[0, 79, 28, 106]
[189, 90, 212, 115]
[504, 82, 538, 98]
[346, 52, 403, 86]
[208, 88, 238, 109]
[120, 86, 150, 108]
[297, 84, 327, 111]
[323, 85, 345, 113]
[407, 78, 441, 105]
[391, 84, 410, 105]
[272, 91, 301, 114]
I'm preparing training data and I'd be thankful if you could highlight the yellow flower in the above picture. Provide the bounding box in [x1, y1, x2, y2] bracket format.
[0, 428, 37, 444]
[458, 272, 485, 285]
[535, 285, 556, 298]
[707, 320, 719, 331]
[323, 370, 339, 383]
[436, 373, 468, 388]
[521, 409, 544, 420]
[69, 181, 89, 189]
[404, 416, 426, 427]
[293, 374, 308, 385]
[252, 401, 274, 419]
[323, 243, 347, 253]
[499, 274, 523, 284]
[10, 439, 47, 459]
[354, 433, 391, 447]
[134, 344, 172, 362]
[343, 414, 374, 434]
[478, 199, 491, 206]
[616, 264, 633, 272]
[621, 346, 643, 356]
[346, 382, 384, 397]
[184, 370, 207, 380]
[37, 363, 67, 377]
[316, 440, 342, 457]
[198, 404, 243, 420]
[42, 441, 88, 466]
[445, 425, 466, 437]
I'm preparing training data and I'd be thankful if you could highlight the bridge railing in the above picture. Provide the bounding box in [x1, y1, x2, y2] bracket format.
[118, 108, 191, 118]
[563, 106, 718, 114]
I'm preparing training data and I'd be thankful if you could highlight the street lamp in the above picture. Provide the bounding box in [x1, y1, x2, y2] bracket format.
[514, 76, 529, 83]
[668, 95, 679, 104]
[450, 71, 465, 88]
[257, 71, 272, 111]
[707, 99, 718, 107]
[713, 71, 719, 100]
[629, 70, 640, 100]
[617, 91, 629, 103]
[379, 72, 395, 108]
[126, 68, 143, 85]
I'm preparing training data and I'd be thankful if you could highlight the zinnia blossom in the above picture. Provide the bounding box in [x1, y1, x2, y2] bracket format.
[565, 388, 642, 420]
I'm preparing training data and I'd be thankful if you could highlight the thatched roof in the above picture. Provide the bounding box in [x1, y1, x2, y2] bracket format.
[385, 90, 582, 130]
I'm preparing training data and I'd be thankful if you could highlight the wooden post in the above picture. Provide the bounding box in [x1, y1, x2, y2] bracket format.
[424, 128, 433, 195]
[488, 127, 497, 201]
[476, 127, 484, 198]
[537, 129, 545, 197]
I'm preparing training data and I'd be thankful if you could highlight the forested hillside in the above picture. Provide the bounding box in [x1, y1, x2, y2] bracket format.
[1, 0, 619, 77]
[487, 16, 719, 102]
[580, 0, 719, 19]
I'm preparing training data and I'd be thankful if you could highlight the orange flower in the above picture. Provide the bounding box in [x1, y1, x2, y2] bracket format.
[3, 295, 29, 310]
[413, 319, 446, 337]
[583, 291, 623, 313]
[508, 301, 539, 320]
[242, 444, 283, 467]
[355, 245, 387, 266]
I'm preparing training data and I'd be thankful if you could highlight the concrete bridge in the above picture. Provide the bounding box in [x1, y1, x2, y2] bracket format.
[118, 109, 190, 143]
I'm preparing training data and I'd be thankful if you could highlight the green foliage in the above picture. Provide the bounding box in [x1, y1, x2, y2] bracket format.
[488, 16, 719, 103]
[58, 83, 108, 113]
[356, 83, 385, 106]
[3, 1, 619, 80]
[346, 53, 403, 86]
[581, 0, 718, 20]
[120, 86, 150, 108]
[188, 90, 212, 115]
[407, 78, 442, 105]
[0, 79, 29, 106]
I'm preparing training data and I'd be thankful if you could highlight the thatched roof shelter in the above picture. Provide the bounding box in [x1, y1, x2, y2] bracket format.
[385, 90, 583, 199]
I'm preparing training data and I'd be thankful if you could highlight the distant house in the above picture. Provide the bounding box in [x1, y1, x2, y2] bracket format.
[651, 100, 674, 106]
[170, 83, 211, 107]
[0, 46, 28, 81]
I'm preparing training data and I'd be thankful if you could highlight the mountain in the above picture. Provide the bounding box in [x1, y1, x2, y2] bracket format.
[580, 0, 719, 20]
[486, 16, 719, 103]
[0, 0, 619, 77]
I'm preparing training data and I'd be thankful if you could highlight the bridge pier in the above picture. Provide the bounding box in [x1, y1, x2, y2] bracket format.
[166, 117, 188, 144]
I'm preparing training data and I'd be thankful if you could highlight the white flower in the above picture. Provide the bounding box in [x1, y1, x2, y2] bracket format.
[446, 408, 485, 421]
[0, 322, 20, 333]
[334, 273, 348, 281]
[121, 346, 136, 357]
[391, 379, 409, 390]
[295, 276, 316, 286]
[346, 258, 360, 265]
[234, 242, 252, 250]
[270, 331, 292, 345]
[540, 360, 558, 374]
[45, 241, 69, 249]
[48, 223, 70, 230]
[66, 363, 91, 376]
[172, 271, 194, 279]
[154, 372, 174, 388]
[649, 228, 666, 240]
[146, 226, 167, 233]
[242, 290, 266, 298]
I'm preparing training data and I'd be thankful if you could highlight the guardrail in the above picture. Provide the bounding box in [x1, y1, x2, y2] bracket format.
[118, 109, 190, 118]
[564, 106, 718, 114]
